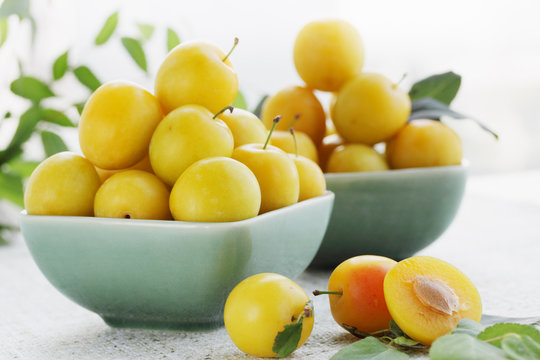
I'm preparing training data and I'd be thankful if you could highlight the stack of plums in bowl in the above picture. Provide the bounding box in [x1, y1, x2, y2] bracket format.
[19, 38, 334, 330]
[260, 19, 467, 268]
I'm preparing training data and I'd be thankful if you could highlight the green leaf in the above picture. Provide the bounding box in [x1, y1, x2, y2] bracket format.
[10, 77, 54, 102]
[452, 319, 485, 337]
[137, 23, 154, 42]
[41, 108, 75, 127]
[393, 336, 420, 347]
[478, 323, 540, 348]
[429, 334, 507, 360]
[502, 335, 540, 360]
[0, 0, 30, 18]
[52, 50, 69, 80]
[41, 131, 68, 157]
[5, 106, 42, 151]
[0, 170, 24, 207]
[409, 97, 467, 121]
[6, 157, 39, 178]
[232, 90, 247, 110]
[166, 27, 180, 52]
[0, 18, 7, 47]
[390, 320, 405, 337]
[94, 11, 118, 45]
[272, 318, 303, 358]
[253, 95, 268, 118]
[73, 66, 101, 92]
[74, 102, 86, 115]
[121, 37, 147, 72]
[409, 71, 461, 105]
[331, 337, 409, 360]
[409, 97, 499, 139]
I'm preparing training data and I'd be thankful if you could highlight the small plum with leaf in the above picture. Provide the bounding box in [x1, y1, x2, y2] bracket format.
[224, 273, 314, 358]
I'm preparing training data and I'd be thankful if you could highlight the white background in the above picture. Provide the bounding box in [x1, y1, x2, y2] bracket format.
[1, 0, 540, 173]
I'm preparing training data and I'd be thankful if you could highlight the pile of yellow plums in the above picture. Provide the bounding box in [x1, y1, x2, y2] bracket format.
[261, 19, 463, 173]
[24, 39, 326, 222]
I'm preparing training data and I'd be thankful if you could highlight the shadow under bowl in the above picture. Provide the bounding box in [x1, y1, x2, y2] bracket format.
[310, 166, 466, 268]
[19, 192, 334, 331]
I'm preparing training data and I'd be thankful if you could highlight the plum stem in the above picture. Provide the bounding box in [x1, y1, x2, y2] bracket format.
[222, 37, 239, 62]
[213, 105, 234, 119]
[263, 115, 280, 150]
[393, 73, 407, 88]
[289, 127, 298, 157]
[313, 290, 343, 296]
[288, 113, 301, 129]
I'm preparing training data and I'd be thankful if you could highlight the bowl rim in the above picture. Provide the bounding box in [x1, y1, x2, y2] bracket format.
[324, 162, 468, 181]
[19, 191, 335, 229]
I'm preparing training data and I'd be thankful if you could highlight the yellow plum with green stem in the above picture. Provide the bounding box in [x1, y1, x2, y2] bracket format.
[332, 72, 411, 145]
[224, 273, 314, 358]
[232, 117, 299, 213]
[149, 104, 234, 187]
[155, 39, 239, 114]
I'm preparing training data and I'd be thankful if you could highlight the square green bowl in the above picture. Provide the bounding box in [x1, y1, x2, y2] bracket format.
[19, 191, 334, 331]
[309, 165, 467, 268]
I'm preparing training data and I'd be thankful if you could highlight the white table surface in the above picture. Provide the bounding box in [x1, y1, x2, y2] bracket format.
[1, 170, 540, 359]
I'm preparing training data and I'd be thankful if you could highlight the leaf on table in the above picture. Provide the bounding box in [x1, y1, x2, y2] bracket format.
[331, 337, 409, 360]
[166, 27, 180, 52]
[429, 333, 507, 360]
[390, 320, 405, 337]
[52, 50, 69, 80]
[502, 335, 540, 360]
[272, 318, 303, 358]
[41, 131, 68, 157]
[10, 77, 55, 102]
[94, 11, 118, 45]
[121, 37, 147, 72]
[42, 108, 75, 127]
[252, 95, 268, 118]
[73, 66, 101, 92]
[393, 336, 420, 347]
[409, 71, 461, 105]
[0, 170, 24, 207]
[0, 18, 8, 47]
[137, 23, 155, 42]
[477, 323, 540, 348]
[452, 319, 486, 337]
[232, 90, 247, 110]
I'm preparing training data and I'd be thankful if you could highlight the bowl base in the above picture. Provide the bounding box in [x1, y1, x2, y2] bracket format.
[101, 315, 224, 331]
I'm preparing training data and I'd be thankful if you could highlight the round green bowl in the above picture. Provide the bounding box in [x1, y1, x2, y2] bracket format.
[309, 165, 466, 268]
[19, 192, 334, 331]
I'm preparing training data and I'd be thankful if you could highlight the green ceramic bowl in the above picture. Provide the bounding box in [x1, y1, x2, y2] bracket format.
[310, 165, 466, 268]
[19, 192, 334, 330]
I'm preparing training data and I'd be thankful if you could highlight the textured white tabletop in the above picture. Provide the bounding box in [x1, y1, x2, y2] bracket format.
[1, 171, 540, 359]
